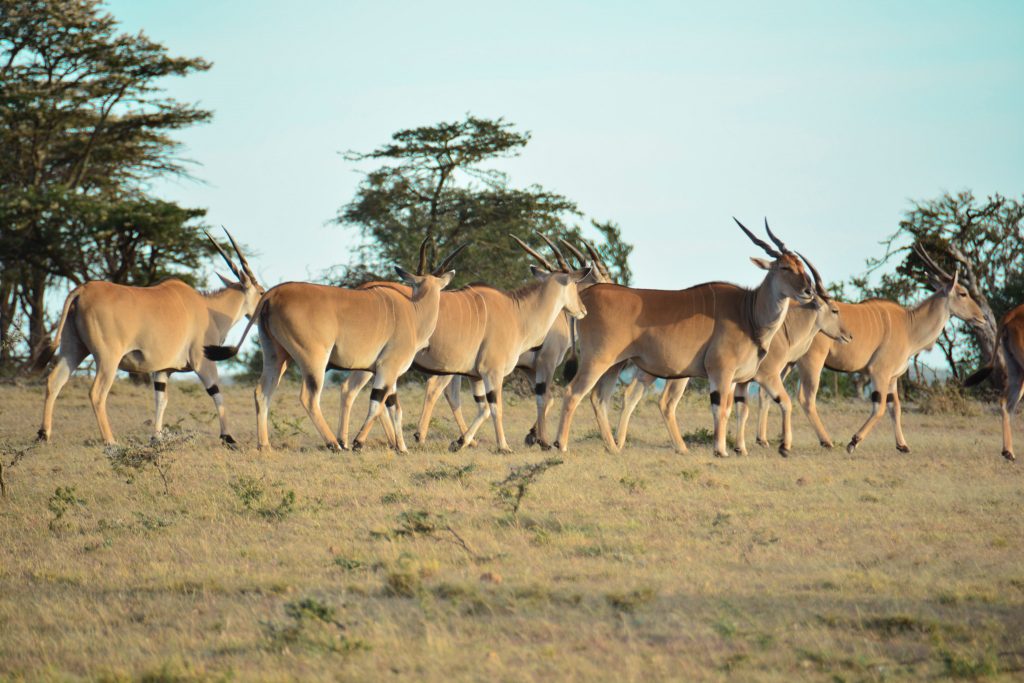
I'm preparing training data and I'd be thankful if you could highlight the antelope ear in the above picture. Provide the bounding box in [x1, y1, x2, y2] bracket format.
[750, 257, 773, 270]
[530, 264, 550, 279]
[437, 270, 455, 289]
[394, 266, 418, 284]
[572, 265, 595, 284]
[216, 272, 234, 287]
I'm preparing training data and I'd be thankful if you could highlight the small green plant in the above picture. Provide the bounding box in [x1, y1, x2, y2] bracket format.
[229, 476, 296, 521]
[261, 596, 369, 654]
[939, 647, 1000, 679]
[618, 475, 646, 494]
[413, 462, 475, 485]
[493, 457, 563, 517]
[679, 468, 700, 481]
[1, 440, 39, 497]
[332, 556, 365, 571]
[380, 491, 410, 505]
[372, 509, 478, 557]
[105, 432, 191, 494]
[47, 486, 85, 531]
[271, 415, 308, 437]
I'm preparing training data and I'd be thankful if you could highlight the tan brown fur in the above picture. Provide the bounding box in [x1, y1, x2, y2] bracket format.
[39, 231, 262, 446]
[554, 225, 816, 458]
[797, 276, 985, 453]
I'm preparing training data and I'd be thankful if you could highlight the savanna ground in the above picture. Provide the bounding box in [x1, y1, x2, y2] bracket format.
[1, 375, 1022, 682]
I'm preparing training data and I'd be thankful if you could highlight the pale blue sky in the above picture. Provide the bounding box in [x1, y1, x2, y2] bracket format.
[108, 0, 1023, 291]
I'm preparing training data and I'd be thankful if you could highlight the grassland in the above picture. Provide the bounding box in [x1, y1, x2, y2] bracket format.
[1, 377, 1022, 681]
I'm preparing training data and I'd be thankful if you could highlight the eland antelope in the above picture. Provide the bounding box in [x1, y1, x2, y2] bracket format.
[795, 245, 986, 453]
[38, 229, 263, 445]
[406, 235, 610, 450]
[204, 239, 462, 451]
[963, 303, 1024, 461]
[614, 253, 851, 456]
[354, 236, 593, 453]
[552, 219, 816, 457]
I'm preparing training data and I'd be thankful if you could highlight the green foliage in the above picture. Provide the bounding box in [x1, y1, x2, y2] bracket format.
[413, 462, 475, 485]
[47, 485, 85, 531]
[229, 476, 296, 521]
[262, 596, 369, 654]
[849, 191, 1024, 379]
[0, 0, 217, 367]
[105, 432, 191, 494]
[330, 114, 632, 289]
[492, 457, 563, 517]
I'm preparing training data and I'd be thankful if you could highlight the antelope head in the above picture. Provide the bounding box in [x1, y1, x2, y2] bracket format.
[913, 244, 986, 326]
[734, 217, 815, 304]
[206, 227, 264, 317]
[511, 234, 593, 319]
[395, 238, 466, 298]
[797, 251, 852, 343]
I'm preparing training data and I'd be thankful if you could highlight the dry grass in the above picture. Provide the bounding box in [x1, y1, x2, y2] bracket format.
[1, 377, 1023, 681]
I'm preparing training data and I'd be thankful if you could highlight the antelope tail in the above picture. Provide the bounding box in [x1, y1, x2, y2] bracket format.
[31, 287, 82, 372]
[204, 295, 268, 362]
[963, 326, 1008, 387]
[562, 316, 579, 382]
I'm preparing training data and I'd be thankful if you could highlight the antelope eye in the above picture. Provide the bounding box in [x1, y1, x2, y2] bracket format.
[959, 292, 967, 298]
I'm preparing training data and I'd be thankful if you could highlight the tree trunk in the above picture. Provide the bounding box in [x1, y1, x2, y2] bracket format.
[25, 270, 51, 369]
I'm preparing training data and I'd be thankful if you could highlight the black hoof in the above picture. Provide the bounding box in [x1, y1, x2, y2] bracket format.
[756, 438, 770, 448]
[537, 439, 551, 451]
[525, 428, 537, 447]
[413, 431, 423, 443]
[36, 429, 48, 443]
[449, 436, 465, 452]
[779, 446, 790, 458]
[896, 444, 910, 453]
[1003, 450, 1016, 462]
[820, 440, 834, 449]
[552, 441, 563, 451]
[846, 437, 860, 454]
[352, 440, 363, 451]
[220, 434, 238, 449]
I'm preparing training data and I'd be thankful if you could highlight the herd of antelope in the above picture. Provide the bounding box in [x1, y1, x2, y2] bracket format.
[37, 221, 1023, 462]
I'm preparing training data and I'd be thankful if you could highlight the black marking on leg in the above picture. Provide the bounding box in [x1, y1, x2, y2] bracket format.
[352, 439, 363, 451]
[304, 375, 318, 393]
[887, 393, 896, 404]
[385, 394, 397, 407]
[474, 394, 486, 403]
[1002, 450, 1015, 462]
[369, 387, 386, 403]
[36, 428, 47, 442]
[206, 384, 220, 396]
[153, 381, 167, 392]
[870, 390, 881, 403]
[220, 434, 237, 447]
[773, 395, 782, 404]
[896, 444, 910, 453]
[734, 395, 746, 404]
[534, 382, 547, 396]
[486, 390, 497, 404]
[710, 391, 721, 406]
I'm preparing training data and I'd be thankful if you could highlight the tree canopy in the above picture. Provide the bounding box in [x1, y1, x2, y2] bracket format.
[848, 191, 1024, 381]
[0, 0, 219, 368]
[331, 115, 632, 289]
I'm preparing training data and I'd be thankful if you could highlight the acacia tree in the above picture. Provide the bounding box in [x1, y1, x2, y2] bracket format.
[851, 191, 1024, 383]
[0, 0, 216, 368]
[332, 115, 632, 288]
